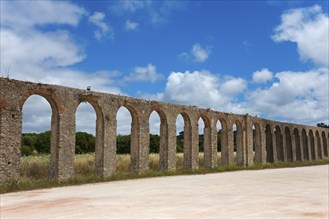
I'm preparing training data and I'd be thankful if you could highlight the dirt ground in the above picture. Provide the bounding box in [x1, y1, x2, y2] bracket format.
[1, 165, 328, 220]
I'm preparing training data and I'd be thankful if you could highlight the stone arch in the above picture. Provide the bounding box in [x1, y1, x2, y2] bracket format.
[148, 107, 169, 169]
[265, 124, 273, 163]
[74, 97, 104, 176]
[301, 129, 309, 160]
[198, 113, 211, 167]
[116, 103, 140, 171]
[322, 131, 328, 157]
[275, 125, 284, 161]
[216, 117, 229, 165]
[284, 127, 293, 161]
[315, 130, 322, 160]
[309, 130, 315, 160]
[253, 122, 262, 163]
[233, 120, 244, 166]
[175, 111, 193, 168]
[294, 128, 301, 161]
[20, 91, 60, 178]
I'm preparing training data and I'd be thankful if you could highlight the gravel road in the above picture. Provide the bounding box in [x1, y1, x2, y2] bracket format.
[1, 165, 328, 219]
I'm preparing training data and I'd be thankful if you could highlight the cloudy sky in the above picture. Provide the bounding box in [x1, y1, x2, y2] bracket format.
[1, 0, 328, 135]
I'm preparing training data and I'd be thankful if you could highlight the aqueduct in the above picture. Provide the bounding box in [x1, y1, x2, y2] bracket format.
[1, 77, 328, 184]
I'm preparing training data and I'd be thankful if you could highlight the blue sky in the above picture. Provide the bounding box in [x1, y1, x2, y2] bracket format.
[1, 0, 328, 134]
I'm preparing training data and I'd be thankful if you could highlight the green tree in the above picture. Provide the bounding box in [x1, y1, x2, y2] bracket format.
[317, 122, 329, 128]
[116, 134, 131, 154]
[75, 132, 95, 154]
[149, 134, 160, 153]
[34, 131, 51, 153]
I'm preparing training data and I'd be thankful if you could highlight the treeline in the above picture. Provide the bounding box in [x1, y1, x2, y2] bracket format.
[21, 131, 223, 156]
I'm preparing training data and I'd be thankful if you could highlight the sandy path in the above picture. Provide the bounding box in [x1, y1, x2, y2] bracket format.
[1, 165, 328, 219]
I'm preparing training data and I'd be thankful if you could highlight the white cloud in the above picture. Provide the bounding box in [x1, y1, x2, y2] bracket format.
[89, 12, 113, 40]
[272, 5, 329, 67]
[191, 43, 211, 63]
[252, 68, 273, 83]
[110, 0, 185, 25]
[1, 1, 122, 134]
[125, 20, 139, 31]
[163, 70, 246, 110]
[180, 43, 212, 63]
[1, 1, 86, 29]
[246, 68, 329, 125]
[124, 64, 164, 83]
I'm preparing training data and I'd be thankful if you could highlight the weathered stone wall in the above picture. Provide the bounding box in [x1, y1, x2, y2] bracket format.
[1, 77, 328, 184]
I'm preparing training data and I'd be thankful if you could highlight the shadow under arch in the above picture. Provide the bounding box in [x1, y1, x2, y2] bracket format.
[20, 90, 61, 178]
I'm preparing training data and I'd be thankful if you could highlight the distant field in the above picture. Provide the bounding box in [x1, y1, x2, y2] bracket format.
[1, 153, 328, 194]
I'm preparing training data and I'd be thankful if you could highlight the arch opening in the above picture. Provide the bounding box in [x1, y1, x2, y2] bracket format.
[216, 118, 227, 165]
[148, 110, 161, 170]
[21, 94, 56, 179]
[176, 112, 192, 169]
[116, 106, 134, 172]
[74, 102, 97, 176]
[275, 126, 284, 161]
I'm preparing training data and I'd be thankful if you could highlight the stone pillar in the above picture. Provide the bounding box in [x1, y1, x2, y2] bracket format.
[159, 120, 169, 169]
[282, 132, 287, 161]
[272, 130, 277, 162]
[327, 135, 329, 157]
[306, 135, 312, 161]
[204, 118, 217, 168]
[314, 136, 318, 161]
[291, 134, 296, 162]
[101, 111, 117, 177]
[319, 136, 324, 159]
[220, 124, 230, 166]
[167, 121, 177, 169]
[225, 127, 234, 165]
[259, 129, 267, 164]
[244, 116, 254, 166]
[130, 118, 139, 172]
[236, 126, 245, 167]
[190, 119, 199, 169]
[130, 116, 150, 173]
[299, 135, 304, 161]
[0, 109, 22, 184]
[56, 111, 75, 180]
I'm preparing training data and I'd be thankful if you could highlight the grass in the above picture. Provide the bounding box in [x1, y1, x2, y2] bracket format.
[1, 153, 328, 194]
